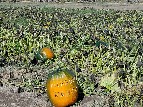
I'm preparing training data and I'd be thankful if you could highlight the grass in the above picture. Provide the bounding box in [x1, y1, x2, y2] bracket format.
[0, 4, 143, 106]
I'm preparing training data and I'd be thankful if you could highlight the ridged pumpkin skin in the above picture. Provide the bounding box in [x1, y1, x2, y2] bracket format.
[46, 69, 78, 107]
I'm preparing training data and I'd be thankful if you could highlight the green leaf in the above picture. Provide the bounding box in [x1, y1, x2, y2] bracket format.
[100, 73, 121, 93]
[95, 40, 108, 47]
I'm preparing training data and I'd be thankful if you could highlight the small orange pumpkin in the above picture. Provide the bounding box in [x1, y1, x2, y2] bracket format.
[35, 47, 54, 61]
[46, 68, 78, 107]
[41, 47, 54, 59]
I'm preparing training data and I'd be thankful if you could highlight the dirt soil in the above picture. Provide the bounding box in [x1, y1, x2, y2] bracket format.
[0, 2, 143, 107]
[0, 85, 109, 107]
[43, 2, 143, 10]
[1, 2, 143, 10]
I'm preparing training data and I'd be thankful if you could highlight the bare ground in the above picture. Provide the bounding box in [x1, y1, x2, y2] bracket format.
[43, 2, 143, 10]
[0, 2, 143, 10]
[0, 85, 109, 107]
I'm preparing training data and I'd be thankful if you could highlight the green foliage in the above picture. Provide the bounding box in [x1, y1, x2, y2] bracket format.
[0, 6, 143, 106]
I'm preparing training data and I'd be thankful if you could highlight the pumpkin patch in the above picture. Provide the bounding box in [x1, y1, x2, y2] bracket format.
[1, 5, 143, 107]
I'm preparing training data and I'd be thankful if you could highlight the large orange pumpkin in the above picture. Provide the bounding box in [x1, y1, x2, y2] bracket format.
[46, 68, 78, 107]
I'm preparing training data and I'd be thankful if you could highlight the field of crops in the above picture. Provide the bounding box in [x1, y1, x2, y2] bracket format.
[0, 4, 143, 107]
